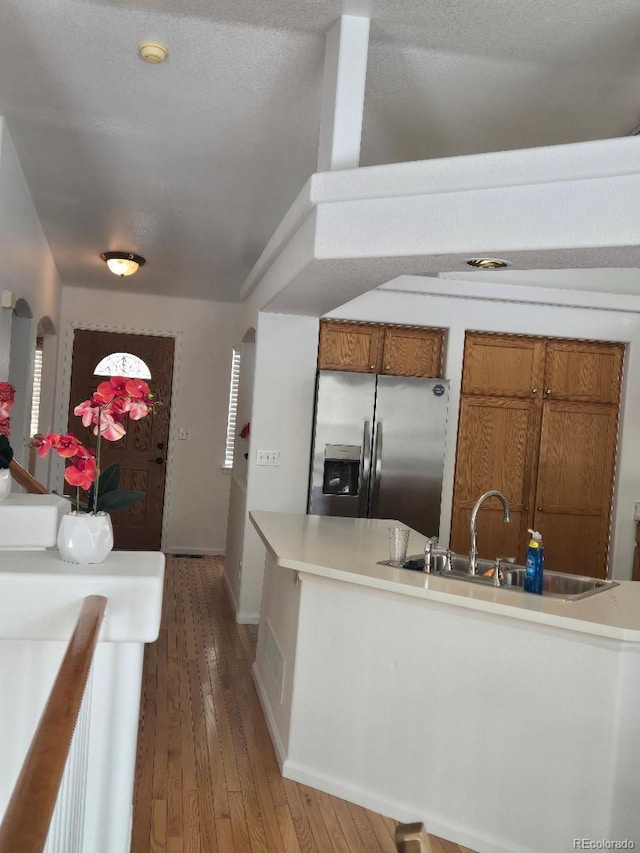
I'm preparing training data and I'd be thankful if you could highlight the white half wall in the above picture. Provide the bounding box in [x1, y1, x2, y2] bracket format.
[57, 286, 242, 555]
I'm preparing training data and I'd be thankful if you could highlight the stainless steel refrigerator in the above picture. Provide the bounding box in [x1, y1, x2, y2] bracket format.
[307, 371, 450, 537]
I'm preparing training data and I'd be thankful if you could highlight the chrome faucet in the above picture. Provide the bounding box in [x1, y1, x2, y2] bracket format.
[469, 490, 511, 576]
[424, 536, 451, 574]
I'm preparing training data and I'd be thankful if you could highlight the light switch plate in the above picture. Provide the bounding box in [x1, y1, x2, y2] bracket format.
[256, 449, 280, 466]
[178, 428, 190, 440]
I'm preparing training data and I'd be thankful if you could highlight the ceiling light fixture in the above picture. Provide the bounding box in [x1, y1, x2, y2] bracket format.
[101, 251, 146, 277]
[465, 257, 511, 270]
[139, 41, 169, 63]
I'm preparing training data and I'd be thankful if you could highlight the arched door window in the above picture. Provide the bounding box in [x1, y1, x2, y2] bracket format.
[93, 352, 152, 379]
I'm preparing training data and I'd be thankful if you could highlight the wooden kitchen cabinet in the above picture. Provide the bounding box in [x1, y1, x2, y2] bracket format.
[451, 331, 623, 575]
[449, 396, 539, 563]
[462, 333, 545, 398]
[380, 326, 444, 377]
[544, 340, 623, 403]
[533, 400, 619, 577]
[318, 320, 444, 377]
[317, 321, 383, 373]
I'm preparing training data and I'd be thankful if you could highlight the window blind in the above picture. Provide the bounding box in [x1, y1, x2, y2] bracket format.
[224, 348, 241, 468]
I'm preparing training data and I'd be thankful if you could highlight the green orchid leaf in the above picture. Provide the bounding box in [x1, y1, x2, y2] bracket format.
[96, 489, 145, 511]
[98, 463, 121, 495]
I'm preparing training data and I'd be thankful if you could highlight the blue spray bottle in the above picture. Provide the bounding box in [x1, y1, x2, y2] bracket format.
[524, 529, 544, 594]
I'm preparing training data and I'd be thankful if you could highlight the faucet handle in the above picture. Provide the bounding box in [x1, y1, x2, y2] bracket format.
[423, 536, 440, 573]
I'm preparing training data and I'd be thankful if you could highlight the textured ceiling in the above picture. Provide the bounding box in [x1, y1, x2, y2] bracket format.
[2, 0, 640, 302]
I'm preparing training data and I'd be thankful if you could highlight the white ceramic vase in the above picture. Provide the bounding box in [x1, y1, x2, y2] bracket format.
[57, 511, 114, 564]
[0, 468, 11, 500]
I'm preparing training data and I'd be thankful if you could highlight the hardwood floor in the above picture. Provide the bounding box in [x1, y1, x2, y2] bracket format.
[131, 556, 475, 853]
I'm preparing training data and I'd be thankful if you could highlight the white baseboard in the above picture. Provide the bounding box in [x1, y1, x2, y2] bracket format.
[166, 546, 226, 556]
[235, 612, 260, 625]
[281, 760, 518, 853]
[222, 565, 239, 614]
[220, 566, 259, 624]
[251, 662, 286, 770]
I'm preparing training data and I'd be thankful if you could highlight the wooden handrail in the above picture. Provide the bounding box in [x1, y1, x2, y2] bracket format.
[8, 459, 49, 495]
[395, 822, 435, 853]
[0, 595, 107, 853]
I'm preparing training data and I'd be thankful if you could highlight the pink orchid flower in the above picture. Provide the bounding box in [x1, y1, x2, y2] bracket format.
[55, 433, 84, 458]
[95, 410, 127, 442]
[0, 402, 11, 419]
[128, 400, 149, 420]
[97, 377, 139, 402]
[94, 381, 117, 403]
[125, 378, 151, 399]
[0, 382, 15, 402]
[0, 417, 10, 437]
[64, 454, 97, 489]
[74, 398, 101, 427]
[110, 396, 131, 416]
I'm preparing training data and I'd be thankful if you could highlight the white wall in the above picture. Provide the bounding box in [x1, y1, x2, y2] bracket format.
[228, 312, 319, 621]
[0, 119, 61, 470]
[58, 286, 242, 555]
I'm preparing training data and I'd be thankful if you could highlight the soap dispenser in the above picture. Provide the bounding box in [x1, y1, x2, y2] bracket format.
[524, 529, 544, 594]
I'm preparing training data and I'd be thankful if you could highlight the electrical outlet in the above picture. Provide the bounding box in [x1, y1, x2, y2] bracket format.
[256, 449, 281, 466]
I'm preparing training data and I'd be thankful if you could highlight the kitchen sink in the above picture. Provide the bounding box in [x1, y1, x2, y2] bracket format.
[393, 554, 619, 601]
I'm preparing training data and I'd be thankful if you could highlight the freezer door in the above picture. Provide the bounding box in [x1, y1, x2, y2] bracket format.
[370, 376, 450, 537]
[308, 371, 376, 518]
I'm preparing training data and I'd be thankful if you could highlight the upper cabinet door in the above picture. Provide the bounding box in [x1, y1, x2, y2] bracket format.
[380, 327, 444, 377]
[317, 321, 383, 373]
[544, 340, 624, 404]
[462, 333, 545, 398]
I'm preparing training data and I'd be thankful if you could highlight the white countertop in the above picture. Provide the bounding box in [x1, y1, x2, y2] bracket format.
[0, 549, 165, 642]
[250, 511, 640, 644]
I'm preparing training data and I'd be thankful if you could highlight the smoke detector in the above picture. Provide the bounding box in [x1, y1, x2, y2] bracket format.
[139, 41, 169, 63]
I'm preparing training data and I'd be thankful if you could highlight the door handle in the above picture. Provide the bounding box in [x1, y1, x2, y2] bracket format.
[149, 457, 165, 465]
[157, 442, 165, 450]
[360, 421, 371, 516]
[370, 421, 383, 517]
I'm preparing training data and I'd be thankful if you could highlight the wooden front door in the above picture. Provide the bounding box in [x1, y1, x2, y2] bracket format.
[67, 329, 174, 550]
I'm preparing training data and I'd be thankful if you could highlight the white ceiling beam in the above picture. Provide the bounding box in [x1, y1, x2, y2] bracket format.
[317, 15, 370, 172]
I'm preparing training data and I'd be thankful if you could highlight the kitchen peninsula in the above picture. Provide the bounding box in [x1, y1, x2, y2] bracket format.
[250, 511, 640, 853]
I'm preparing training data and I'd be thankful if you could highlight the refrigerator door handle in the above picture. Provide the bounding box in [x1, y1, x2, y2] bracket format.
[370, 420, 383, 516]
[360, 420, 372, 515]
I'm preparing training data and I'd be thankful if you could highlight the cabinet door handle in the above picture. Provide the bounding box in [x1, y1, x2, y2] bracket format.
[385, 364, 391, 370]
[531, 388, 537, 395]
[370, 365, 375, 370]
[149, 457, 165, 465]
[544, 389, 551, 397]
[537, 506, 542, 512]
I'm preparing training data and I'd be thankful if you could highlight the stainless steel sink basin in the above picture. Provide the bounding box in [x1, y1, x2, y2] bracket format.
[499, 566, 619, 600]
[395, 554, 619, 601]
